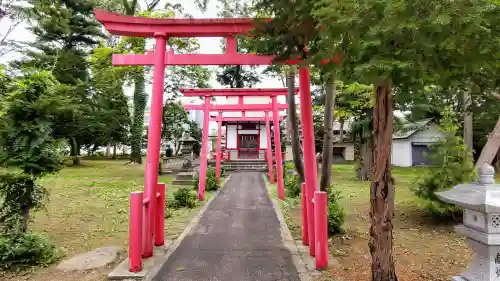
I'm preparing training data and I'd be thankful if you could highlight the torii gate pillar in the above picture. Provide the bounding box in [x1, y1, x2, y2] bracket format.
[216, 112, 223, 184]
[265, 112, 275, 184]
[198, 96, 211, 201]
[299, 66, 318, 256]
[272, 96, 285, 200]
[143, 34, 167, 257]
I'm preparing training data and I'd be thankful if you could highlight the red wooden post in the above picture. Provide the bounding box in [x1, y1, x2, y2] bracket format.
[272, 96, 285, 200]
[265, 112, 275, 184]
[154, 183, 166, 246]
[216, 112, 223, 184]
[198, 96, 210, 201]
[301, 183, 309, 245]
[299, 66, 318, 256]
[129, 192, 143, 272]
[142, 34, 166, 258]
[314, 191, 328, 269]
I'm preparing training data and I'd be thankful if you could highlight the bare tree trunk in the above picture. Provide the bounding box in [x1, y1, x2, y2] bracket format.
[339, 119, 345, 143]
[463, 91, 473, 156]
[369, 81, 398, 281]
[319, 74, 336, 193]
[475, 116, 500, 171]
[106, 143, 111, 157]
[286, 67, 305, 182]
[112, 141, 117, 159]
[357, 140, 373, 181]
[70, 137, 80, 165]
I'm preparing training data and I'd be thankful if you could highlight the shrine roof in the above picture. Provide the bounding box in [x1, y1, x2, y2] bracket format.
[94, 9, 262, 37]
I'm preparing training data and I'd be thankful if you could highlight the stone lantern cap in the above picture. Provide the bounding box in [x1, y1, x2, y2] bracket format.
[436, 164, 499, 213]
[180, 131, 197, 143]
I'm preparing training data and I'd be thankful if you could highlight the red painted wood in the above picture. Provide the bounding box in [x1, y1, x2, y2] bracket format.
[112, 51, 276, 66]
[94, 9, 259, 37]
[216, 113, 222, 184]
[198, 96, 210, 201]
[143, 35, 166, 258]
[272, 96, 285, 200]
[265, 112, 274, 184]
[210, 116, 284, 122]
[314, 191, 328, 269]
[299, 67, 318, 257]
[129, 192, 143, 272]
[301, 183, 309, 245]
[181, 88, 298, 96]
[184, 104, 288, 111]
[154, 183, 166, 246]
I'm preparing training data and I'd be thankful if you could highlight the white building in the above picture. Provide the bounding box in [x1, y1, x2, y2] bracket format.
[391, 118, 444, 167]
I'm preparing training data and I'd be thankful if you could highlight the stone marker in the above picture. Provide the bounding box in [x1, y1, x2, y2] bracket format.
[437, 164, 500, 281]
[56, 246, 121, 271]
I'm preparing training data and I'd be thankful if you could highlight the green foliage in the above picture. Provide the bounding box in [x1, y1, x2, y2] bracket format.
[327, 189, 346, 235]
[172, 187, 197, 209]
[0, 72, 67, 177]
[0, 230, 59, 270]
[413, 110, 475, 219]
[162, 101, 189, 156]
[158, 159, 164, 175]
[284, 174, 301, 198]
[205, 167, 221, 192]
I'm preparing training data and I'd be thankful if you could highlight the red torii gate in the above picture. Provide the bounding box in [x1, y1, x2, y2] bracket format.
[207, 113, 285, 183]
[182, 87, 297, 200]
[94, 9, 326, 273]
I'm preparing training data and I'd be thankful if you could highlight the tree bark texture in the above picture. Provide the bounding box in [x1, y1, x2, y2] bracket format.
[463, 91, 473, 156]
[357, 140, 373, 181]
[339, 119, 345, 143]
[286, 68, 305, 182]
[70, 137, 80, 165]
[112, 142, 117, 159]
[106, 143, 111, 157]
[475, 116, 500, 171]
[369, 81, 398, 281]
[130, 69, 146, 164]
[319, 74, 336, 193]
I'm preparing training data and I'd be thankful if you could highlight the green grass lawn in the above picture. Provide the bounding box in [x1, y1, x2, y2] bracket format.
[271, 164, 476, 281]
[1, 159, 213, 281]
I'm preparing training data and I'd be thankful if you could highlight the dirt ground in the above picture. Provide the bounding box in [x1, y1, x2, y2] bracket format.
[282, 164, 472, 281]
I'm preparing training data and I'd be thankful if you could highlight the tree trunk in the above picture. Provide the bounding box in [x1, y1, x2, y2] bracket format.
[286, 67, 305, 182]
[339, 119, 345, 143]
[130, 41, 146, 164]
[475, 116, 500, 171]
[319, 74, 336, 193]
[175, 141, 182, 156]
[496, 150, 500, 172]
[112, 141, 117, 159]
[463, 91, 473, 156]
[70, 137, 80, 165]
[357, 140, 373, 181]
[369, 81, 397, 281]
[106, 142, 111, 157]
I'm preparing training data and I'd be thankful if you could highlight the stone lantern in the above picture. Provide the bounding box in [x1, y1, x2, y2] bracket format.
[179, 131, 198, 159]
[436, 164, 500, 281]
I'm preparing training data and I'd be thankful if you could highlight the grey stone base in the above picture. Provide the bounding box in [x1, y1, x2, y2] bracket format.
[172, 180, 195, 186]
[108, 240, 172, 280]
[452, 276, 468, 281]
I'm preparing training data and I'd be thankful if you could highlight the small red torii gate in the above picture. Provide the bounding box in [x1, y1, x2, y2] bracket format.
[182, 87, 297, 200]
[94, 9, 326, 273]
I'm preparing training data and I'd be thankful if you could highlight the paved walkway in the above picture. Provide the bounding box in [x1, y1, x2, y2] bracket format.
[153, 172, 301, 281]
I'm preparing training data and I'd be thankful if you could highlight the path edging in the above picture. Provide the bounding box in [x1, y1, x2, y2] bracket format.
[262, 175, 311, 281]
[143, 175, 232, 281]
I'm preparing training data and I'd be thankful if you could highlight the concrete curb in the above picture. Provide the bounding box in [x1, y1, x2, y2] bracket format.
[142, 175, 232, 281]
[263, 175, 311, 281]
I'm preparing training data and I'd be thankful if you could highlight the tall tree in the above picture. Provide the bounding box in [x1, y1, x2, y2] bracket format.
[17, 0, 105, 165]
[162, 101, 189, 155]
[314, 0, 500, 279]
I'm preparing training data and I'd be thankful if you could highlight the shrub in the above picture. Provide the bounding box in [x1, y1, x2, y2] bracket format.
[0, 231, 59, 270]
[164, 208, 173, 219]
[95, 151, 105, 157]
[284, 174, 301, 198]
[172, 187, 197, 209]
[205, 167, 220, 191]
[327, 189, 346, 235]
[158, 159, 164, 175]
[165, 147, 173, 157]
[412, 110, 474, 219]
[192, 172, 200, 191]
